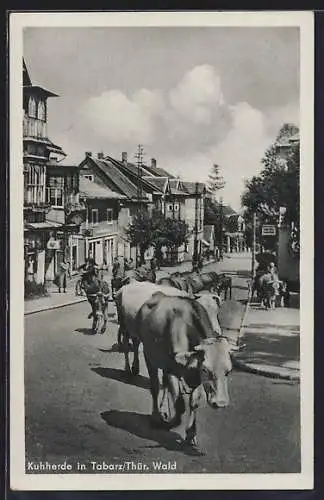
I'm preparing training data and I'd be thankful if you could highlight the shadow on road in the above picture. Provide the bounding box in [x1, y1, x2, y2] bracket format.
[101, 410, 204, 456]
[75, 327, 94, 336]
[91, 366, 150, 390]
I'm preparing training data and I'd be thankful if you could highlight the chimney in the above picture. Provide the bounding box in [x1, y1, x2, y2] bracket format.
[97, 152, 104, 159]
[85, 151, 92, 157]
[122, 152, 128, 164]
[151, 158, 157, 168]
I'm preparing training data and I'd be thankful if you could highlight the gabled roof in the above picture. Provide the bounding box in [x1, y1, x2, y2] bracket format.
[182, 181, 205, 195]
[85, 156, 147, 201]
[23, 59, 31, 86]
[105, 155, 163, 194]
[140, 163, 175, 178]
[142, 176, 168, 193]
[79, 177, 126, 200]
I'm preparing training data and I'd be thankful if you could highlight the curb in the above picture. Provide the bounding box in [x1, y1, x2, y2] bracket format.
[230, 277, 300, 381]
[232, 356, 300, 382]
[24, 296, 87, 316]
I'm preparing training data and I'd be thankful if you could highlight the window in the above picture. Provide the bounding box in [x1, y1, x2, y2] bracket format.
[46, 176, 64, 207]
[91, 209, 99, 225]
[37, 100, 46, 120]
[107, 208, 113, 224]
[174, 203, 179, 211]
[168, 204, 173, 211]
[84, 175, 94, 182]
[28, 97, 36, 118]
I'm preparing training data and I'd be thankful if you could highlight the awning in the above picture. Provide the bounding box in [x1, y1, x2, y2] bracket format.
[25, 222, 63, 231]
[201, 239, 210, 246]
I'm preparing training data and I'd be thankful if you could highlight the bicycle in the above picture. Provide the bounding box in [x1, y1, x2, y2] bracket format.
[75, 275, 86, 296]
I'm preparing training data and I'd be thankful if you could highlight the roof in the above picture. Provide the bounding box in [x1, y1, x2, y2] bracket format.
[90, 157, 147, 200]
[23, 85, 58, 98]
[182, 181, 205, 195]
[204, 200, 237, 225]
[142, 176, 168, 192]
[105, 156, 163, 193]
[204, 225, 214, 242]
[79, 178, 126, 200]
[140, 163, 175, 178]
[47, 140, 66, 156]
[25, 222, 62, 230]
[23, 59, 31, 86]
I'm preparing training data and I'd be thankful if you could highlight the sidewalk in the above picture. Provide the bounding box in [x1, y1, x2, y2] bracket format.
[233, 302, 300, 381]
[24, 257, 218, 316]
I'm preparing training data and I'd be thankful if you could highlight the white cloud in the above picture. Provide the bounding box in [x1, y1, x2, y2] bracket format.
[81, 88, 161, 144]
[169, 65, 224, 125]
[63, 65, 298, 210]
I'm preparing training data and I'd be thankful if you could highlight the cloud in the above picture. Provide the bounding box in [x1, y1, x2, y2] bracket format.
[61, 64, 298, 210]
[81, 88, 162, 144]
[169, 64, 224, 125]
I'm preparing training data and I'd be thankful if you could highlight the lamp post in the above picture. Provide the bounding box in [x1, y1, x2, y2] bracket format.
[251, 211, 257, 278]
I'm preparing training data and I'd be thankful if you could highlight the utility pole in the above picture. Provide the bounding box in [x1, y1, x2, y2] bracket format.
[135, 144, 144, 209]
[219, 196, 224, 260]
[251, 211, 257, 278]
[192, 181, 199, 271]
[134, 144, 145, 265]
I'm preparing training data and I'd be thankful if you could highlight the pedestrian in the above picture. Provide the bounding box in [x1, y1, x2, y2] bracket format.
[124, 257, 135, 280]
[150, 255, 157, 283]
[55, 256, 71, 293]
[112, 256, 125, 295]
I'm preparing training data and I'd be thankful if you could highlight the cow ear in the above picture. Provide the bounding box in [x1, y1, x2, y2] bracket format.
[213, 295, 221, 307]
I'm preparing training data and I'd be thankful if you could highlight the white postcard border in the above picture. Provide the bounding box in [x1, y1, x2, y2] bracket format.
[9, 10, 314, 491]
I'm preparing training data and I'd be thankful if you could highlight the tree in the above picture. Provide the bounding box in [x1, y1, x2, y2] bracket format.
[207, 164, 225, 199]
[241, 123, 299, 224]
[125, 209, 189, 264]
[241, 123, 300, 255]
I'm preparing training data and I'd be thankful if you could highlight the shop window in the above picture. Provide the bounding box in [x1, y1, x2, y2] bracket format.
[107, 208, 113, 224]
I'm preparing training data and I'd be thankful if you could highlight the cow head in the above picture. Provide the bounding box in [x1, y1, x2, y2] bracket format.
[175, 336, 232, 409]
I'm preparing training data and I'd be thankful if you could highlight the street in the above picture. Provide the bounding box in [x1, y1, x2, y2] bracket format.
[24, 257, 300, 474]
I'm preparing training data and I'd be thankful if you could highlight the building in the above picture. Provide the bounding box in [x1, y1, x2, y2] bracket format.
[77, 151, 206, 265]
[78, 178, 126, 269]
[23, 60, 84, 284]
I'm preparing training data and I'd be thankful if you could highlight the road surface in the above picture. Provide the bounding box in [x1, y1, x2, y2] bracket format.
[24, 263, 300, 474]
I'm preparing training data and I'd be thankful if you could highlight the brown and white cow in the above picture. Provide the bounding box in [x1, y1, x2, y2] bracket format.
[116, 281, 231, 449]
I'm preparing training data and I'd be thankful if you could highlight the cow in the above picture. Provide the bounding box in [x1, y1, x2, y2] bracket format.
[116, 282, 231, 450]
[157, 274, 194, 297]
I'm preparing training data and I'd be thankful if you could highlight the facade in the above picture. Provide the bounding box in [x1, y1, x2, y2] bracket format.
[78, 178, 126, 269]
[77, 151, 207, 265]
[23, 60, 84, 284]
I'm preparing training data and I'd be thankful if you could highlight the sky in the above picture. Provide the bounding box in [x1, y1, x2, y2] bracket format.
[23, 26, 300, 210]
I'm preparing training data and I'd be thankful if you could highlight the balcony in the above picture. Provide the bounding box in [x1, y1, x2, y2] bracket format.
[23, 116, 47, 140]
[24, 185, 48, 209]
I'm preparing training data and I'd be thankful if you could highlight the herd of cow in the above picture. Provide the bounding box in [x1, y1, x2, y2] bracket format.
[85, 267, 288, 451]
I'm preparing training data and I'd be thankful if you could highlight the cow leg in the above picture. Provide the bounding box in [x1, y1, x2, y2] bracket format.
[123, 331, 132, 376]
[131, 336, 140, 376]
[160, 373, 184, 427]
[144, 352, 163, 426]
[184, 407, 198, 449]
[100, 303, 108, 334]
